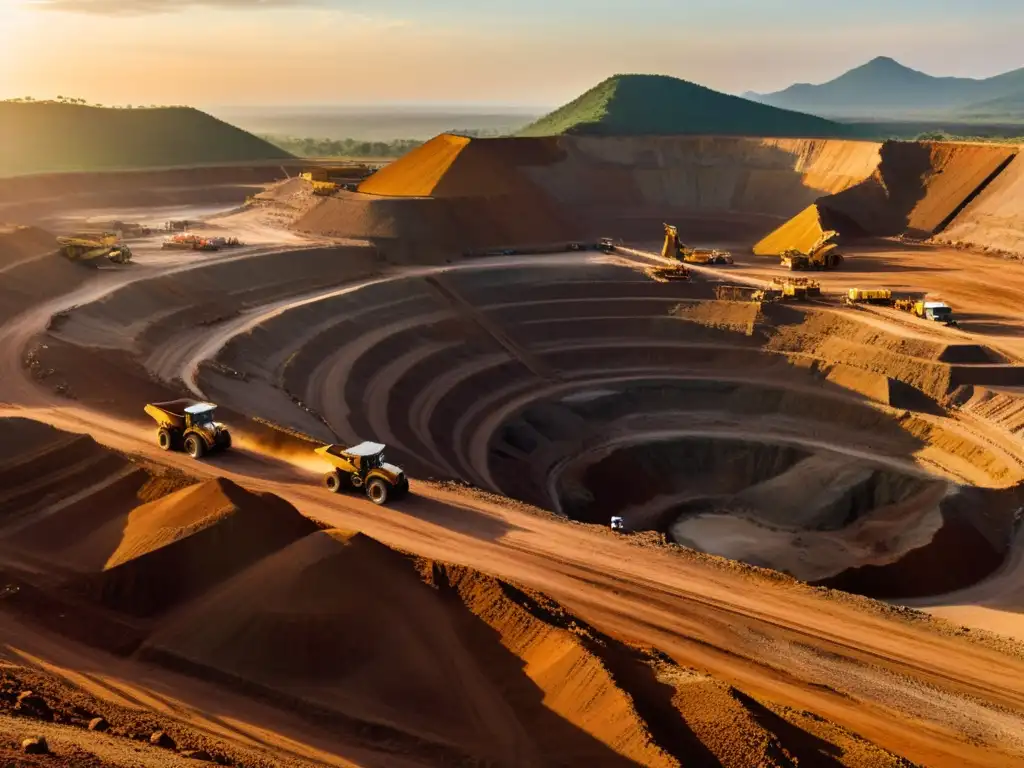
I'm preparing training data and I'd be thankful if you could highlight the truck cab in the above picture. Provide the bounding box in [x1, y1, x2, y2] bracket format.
[918, 301, 958, 326]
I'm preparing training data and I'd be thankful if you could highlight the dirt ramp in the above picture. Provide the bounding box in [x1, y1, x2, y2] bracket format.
[92, 478, 318, 616]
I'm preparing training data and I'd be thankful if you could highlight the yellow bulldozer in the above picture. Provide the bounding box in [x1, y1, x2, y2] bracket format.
[57, 232, 133, 265]
[779, 230, 843, 271]
[311, 181, 340, 196]
[662, 224, 733, 265]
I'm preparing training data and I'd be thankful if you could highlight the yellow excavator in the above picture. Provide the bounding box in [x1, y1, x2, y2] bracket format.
[57, 232, 133, 265]
[662, 224, 733, 265]
[779, 230, 843, 271]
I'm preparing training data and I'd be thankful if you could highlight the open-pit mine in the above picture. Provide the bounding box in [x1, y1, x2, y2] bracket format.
[2, 135, 1024, 767]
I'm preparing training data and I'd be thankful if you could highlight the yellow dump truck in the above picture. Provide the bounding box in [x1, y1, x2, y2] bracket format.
[779, 230, 843, 271]
[315, 442, 409, 505]
[846, 288, 893, 306]
[57, 233, 133, 265]
[144, 399, 232, 459]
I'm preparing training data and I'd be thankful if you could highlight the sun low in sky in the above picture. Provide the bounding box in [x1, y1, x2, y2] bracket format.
[2, 0, 1022, 107]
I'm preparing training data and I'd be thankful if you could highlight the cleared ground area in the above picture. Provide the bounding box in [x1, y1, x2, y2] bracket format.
[2, 134, 1024, 766]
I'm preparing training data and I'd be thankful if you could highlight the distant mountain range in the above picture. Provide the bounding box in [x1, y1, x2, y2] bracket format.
[519, 74, 851, 138]
[745, 57, 1024, 122]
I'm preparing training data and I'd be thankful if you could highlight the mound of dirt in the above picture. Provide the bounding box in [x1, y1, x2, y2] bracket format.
[293, 190, 582, 261]
[90, 478, 318, 616]
[358, 134, 564, 199]
[358, 134, 472, 197]
[140, 529, 905, 766]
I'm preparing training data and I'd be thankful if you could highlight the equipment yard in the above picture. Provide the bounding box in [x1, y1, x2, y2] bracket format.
[1, 135, 1024, 767]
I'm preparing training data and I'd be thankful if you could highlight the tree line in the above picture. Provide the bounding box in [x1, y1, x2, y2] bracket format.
[262, 128, 510, 159]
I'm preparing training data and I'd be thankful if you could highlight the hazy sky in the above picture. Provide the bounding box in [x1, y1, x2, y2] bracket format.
[2, 0, 1022, 107]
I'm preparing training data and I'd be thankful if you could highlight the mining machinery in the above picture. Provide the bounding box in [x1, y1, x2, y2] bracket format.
[57, 233, 133, 265]
[779, 230, 843, 271]
[662, 224, 733, 265]
[145, 399, 232, 459]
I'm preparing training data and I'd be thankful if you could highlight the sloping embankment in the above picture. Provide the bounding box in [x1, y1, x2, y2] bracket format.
[937, 150, 1024, 257]
[757, 141, 1018, 253]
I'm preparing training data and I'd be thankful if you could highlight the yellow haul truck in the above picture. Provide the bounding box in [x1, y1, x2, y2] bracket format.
[315, 441, 409, 505]
[57, 233, 133, 265]
[144, 399, 233, 459]
[779, 230, 843, 271]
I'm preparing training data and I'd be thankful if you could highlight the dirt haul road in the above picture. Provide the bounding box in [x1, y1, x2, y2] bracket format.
[3, 213, 1024, 766]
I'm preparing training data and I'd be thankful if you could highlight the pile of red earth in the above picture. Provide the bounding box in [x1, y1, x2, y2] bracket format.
[0, 419, 910, 766]
[296, 135, 581, 260]
[141, 530, 911, 767]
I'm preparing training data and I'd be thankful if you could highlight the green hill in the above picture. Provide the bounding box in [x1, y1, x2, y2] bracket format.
[0, 102, 293, 176]
[518, 74, 850, 138]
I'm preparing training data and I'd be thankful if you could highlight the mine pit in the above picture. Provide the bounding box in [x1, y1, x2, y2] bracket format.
[5, 131, 1024, 766]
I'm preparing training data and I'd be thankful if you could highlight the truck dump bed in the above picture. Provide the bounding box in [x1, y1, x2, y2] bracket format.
[144, 398, 204, 428]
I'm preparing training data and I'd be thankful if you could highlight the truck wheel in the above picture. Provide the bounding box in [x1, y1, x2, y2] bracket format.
[324, 472, 343, 494]
[396, 476, 410, 498]
[220, 431, 232, 450]
[366, 478, 389, 506]
[185, 434, 205, 459]
[157, 429, 172, 451]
